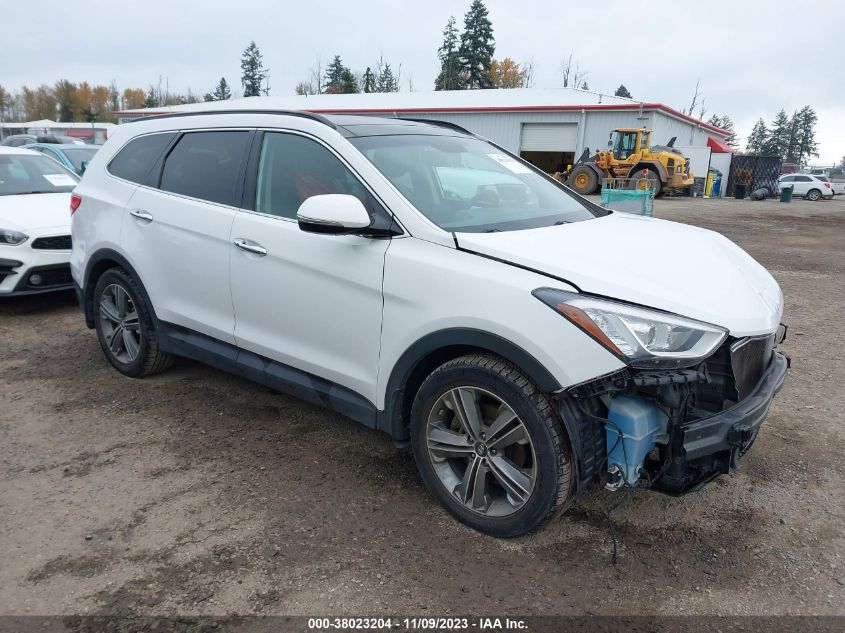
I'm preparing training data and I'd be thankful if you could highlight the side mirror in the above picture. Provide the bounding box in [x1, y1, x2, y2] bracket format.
[297, 194, 372, 235]
[80, 160, 89, 174]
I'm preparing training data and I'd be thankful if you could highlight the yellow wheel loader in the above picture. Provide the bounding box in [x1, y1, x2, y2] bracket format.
[566, 128, 694, 197]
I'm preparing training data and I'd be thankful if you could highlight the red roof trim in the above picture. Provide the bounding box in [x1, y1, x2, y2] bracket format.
[111, 102, 730, 136]
[707, 136, 733, 153]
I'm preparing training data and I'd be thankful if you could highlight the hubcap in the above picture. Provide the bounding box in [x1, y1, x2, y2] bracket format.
[425, 386, 536, 517]
[99, 284, 141, 364]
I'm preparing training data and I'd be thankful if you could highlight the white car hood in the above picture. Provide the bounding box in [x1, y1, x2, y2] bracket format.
[0, 192, 72, 232]
[456, 212, 783, 336]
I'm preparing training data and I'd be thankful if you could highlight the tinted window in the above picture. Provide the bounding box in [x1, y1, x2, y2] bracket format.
[160, 131, 250, 206]
[255, 132, 374, 219]
[780, 175, 795, 182]
[108, 132, 176, 184]
[63, 147, 98, 172]
[795, 175, 811, 182]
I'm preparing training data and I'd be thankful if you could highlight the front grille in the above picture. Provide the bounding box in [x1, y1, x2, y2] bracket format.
[730, 334, 775, 401]
[31, 235, 72, 250]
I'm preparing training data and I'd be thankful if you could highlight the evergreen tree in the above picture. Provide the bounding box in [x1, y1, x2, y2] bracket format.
[339, 68, 360, 94]
[435, 16, 464, 91]
[745, 118, 768, 154]
[376, 63, 399, 93]
[144, 87, 158, 108]
[763, 109, 791, 158]
[792, 106, 819, 166]
[205, 77, 232, 102]
[458, 0, 495, 89]
[323, 55, 346, 93]
[707, 114, 739, 150]
[241, 41, 268, 97]
[614, 84, 632, 99]
[580, 80, 589, 90]
[362, 67, 376, 93]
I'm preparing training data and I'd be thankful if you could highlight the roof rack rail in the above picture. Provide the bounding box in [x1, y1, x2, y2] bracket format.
[130, 109, 338, 130]
[397, 117, 473, 136]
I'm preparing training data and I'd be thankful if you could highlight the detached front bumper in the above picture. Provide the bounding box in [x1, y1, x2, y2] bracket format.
[653, 350, 789, 494]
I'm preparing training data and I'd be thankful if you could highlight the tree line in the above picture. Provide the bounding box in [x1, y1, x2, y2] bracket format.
[744, 107, 819, 165]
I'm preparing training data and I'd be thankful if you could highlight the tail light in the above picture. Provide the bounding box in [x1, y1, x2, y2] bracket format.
[824, 182, 831, 188]
[70, 194, 82, 215]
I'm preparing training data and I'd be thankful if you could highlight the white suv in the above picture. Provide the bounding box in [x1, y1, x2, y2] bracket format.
[777, 174, 834, 200]
[71, 111, 788, 537]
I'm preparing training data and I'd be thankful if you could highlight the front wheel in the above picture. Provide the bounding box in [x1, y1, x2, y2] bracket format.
[410, 354, 573, 537]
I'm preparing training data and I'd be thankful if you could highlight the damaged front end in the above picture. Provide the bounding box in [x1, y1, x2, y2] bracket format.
[557, 328, 789, 497]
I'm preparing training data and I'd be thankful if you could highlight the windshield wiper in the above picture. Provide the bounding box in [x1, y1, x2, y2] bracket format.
[483, 228, 502, 233]
[553, 220, 571, 226]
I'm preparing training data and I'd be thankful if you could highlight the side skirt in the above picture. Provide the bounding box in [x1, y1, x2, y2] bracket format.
[157, 323, 380, 430]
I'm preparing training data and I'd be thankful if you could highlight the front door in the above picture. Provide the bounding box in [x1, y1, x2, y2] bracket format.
[229, 131, 391, 404]
[122, 130, 252, 343]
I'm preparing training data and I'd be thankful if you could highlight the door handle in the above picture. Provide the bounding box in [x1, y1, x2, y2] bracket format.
[233, 238, 267, 256]
[129, 209, 154, 222]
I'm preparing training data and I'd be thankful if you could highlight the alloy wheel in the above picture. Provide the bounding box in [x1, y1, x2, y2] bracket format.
[425, 386, 537, 518]
[99, 283, 141, 364]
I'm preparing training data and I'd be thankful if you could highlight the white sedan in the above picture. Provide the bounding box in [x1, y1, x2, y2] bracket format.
[0, 147, 78, 296]
[777, 174, 834, 200]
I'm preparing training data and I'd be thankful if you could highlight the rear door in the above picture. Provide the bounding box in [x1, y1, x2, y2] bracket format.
[122, 130, 252, 343]
[792, 175, 811, 196]
[229, 130, 391, 404]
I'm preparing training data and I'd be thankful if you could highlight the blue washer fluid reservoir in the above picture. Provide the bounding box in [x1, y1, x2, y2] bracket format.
[606, 394, 669, 487]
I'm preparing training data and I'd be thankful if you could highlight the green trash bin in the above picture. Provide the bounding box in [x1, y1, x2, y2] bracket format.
[780, 185, 794, 203]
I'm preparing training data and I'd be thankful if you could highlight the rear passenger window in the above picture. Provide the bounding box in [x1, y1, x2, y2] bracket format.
[255, 132, 372, 219]
[160, 131, 250, 206]
[108, 132, 176, 184]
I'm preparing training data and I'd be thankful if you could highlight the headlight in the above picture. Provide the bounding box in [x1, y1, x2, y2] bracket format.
[533, 288, 728, 368]
[1, 229, 29, 245]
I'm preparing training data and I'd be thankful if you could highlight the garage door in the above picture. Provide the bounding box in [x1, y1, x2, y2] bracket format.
[520, 123, 578, 152]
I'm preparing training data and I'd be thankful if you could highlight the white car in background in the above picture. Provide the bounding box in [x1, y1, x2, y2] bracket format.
[0, 147, 78, 296]
[777, 174, 834, 200]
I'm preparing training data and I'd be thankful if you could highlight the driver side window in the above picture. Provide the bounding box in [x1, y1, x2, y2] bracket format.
[255, 132, 373, 220]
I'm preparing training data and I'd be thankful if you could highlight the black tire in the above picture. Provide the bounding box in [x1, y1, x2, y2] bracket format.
[568, 165, 599, 195]
[410, 354, 573, 537]
[630, 169, 662, 197]
[806, 189, 821, 201]
[92, 267, 174, 378]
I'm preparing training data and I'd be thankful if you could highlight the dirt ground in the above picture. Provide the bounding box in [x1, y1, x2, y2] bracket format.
[1, 196, 844, 618]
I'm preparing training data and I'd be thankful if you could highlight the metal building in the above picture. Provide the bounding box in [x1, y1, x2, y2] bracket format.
[112, 88, 731, 176]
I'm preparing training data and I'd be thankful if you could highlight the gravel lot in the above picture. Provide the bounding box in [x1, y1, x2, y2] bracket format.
[1, 196, 844, 618]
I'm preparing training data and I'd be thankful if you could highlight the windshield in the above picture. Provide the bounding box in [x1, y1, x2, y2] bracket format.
[349, 134, 600, 232]
[62, 147, 98, 172]
[0, 154, 79, 195]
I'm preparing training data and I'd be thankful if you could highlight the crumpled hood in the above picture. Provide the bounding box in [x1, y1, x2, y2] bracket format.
[456, 212, 783, 336]
[0, 193, 72, 232]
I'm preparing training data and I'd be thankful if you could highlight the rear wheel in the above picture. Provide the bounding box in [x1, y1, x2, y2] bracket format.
[806, 188, 821, 201]
[568, 165, 599, 195]
[629, 169, 662, 197]
[410, 354, 573, 537]
[93, 268, 174, 378]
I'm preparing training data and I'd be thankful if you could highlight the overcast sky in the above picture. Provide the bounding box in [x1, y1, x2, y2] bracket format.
[3, 0, 842, 163]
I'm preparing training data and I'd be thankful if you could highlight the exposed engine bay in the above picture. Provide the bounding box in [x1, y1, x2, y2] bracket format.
[561, 327, 789, 496]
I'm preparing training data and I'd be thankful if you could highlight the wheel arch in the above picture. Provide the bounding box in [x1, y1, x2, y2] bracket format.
[381, 329, 561, 442]
[628, 161, 667, 182]
[82, 249, 157, 329]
